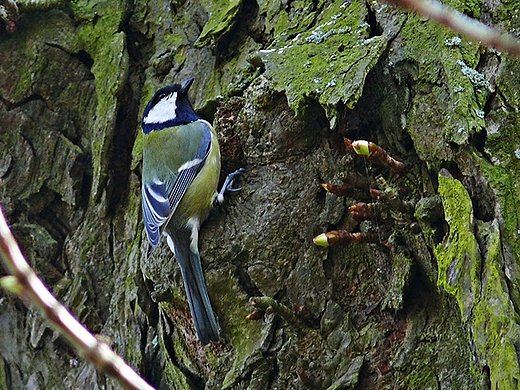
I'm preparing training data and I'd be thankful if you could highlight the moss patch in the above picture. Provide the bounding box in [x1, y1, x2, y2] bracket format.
[72, 0, 129, 204]
[207, 265, 266, 389]
[398, 7, 488, 168]
[259, 0, 393, 124]
[196, 0, 242, 47]
[435, 169, 480, 317]
[472, 219, 520, 389]
[435, 167, 520, 388]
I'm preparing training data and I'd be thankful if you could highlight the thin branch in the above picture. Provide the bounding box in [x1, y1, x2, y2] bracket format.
[313, 231, 381, 247]
[346, 139, 405, 174]
[385, 0, 520, 57]
[0, 206, 155, 390]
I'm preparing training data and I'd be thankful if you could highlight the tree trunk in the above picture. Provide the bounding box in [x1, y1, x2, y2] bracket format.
[0, 0, 519, 388]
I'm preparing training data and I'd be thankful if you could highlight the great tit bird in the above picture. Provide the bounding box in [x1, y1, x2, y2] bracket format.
[141, 77, 243, 344]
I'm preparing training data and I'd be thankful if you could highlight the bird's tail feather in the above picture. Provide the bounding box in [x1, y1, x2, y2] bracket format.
[166, 230, 219, 345]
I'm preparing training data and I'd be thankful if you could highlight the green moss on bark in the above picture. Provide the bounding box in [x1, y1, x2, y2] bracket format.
[435, 170, 480, 317]
[435, 168, 520, 388]
[208, 266, 266, 389]
[398, 9, 488, 168]
[259, 0, 392, 124]
[196, 0, 242, 47]
[472, 219, 520, 389]
[73, 0, 129, 204]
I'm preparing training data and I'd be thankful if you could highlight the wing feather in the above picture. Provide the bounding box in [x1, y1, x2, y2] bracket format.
[142, 180, 170, 247]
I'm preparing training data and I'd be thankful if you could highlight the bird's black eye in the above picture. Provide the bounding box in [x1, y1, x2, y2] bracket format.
[152, 92, 169, 107]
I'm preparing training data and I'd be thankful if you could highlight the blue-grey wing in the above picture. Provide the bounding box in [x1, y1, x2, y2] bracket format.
[142, 179, 170, 247]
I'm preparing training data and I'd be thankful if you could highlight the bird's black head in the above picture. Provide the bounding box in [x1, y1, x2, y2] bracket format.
[142, 77, 201, 134]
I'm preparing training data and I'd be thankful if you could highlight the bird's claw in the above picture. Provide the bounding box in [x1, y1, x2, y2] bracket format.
[216, 168, 245, 205]
[224, 168, 245, 192]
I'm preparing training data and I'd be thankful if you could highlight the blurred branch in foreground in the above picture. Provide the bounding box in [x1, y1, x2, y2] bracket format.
[0, 206, 155, 390]
[385, 0, 520, 57]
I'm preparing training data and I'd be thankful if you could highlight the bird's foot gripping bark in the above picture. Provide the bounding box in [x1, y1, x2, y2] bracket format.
[215, 168, 245, 205]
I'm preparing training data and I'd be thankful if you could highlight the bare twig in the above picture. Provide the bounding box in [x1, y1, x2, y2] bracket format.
[385, 0, 520, 57]
[345, 139, 405, 174]
[321, 183, 354, 197]
[313, 231, 381, 247]
[0, 206, 155, 390]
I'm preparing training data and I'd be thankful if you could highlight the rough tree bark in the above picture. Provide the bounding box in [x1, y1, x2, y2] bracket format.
[0, 0, 519, 389]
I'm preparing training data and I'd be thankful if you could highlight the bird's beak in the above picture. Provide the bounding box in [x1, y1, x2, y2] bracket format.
[180, 77, 195, 94]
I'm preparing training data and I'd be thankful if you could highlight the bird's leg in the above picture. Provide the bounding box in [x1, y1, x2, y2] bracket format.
[215, 168, 245, 205]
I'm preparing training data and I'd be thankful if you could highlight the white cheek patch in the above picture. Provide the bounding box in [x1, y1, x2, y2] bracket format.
[143, 92, 178, 124]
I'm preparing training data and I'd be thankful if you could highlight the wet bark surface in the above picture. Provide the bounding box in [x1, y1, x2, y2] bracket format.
[1, 0, 520, 389]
